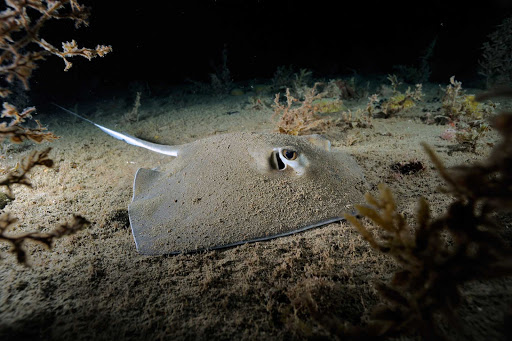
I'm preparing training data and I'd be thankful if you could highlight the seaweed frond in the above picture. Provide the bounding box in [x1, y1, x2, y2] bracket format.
[438, 76, 496, 153]
[0, 147, 90, 263]
[342, 88, 512, 340]
[0, 102, 59, 143]
[123, 91, 142, 123]
[346, 183, 512, 339]
[273, 83, 325, 135]
[0, 1, 100, 265]
[0, 0, 112, 94]
[0, 147, 53, 198]
[0, 214, 89, 264]
[376, 76, 424, 118]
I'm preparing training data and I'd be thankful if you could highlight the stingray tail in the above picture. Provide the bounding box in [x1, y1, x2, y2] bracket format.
[53, 103, 179, 157]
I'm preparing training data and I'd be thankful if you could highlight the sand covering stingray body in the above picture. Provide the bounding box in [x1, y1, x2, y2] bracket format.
[129, 132, 366, 255]
[54, 104, 366, 255]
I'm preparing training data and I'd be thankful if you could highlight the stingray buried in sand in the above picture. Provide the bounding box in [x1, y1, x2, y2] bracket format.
[55, 105, 366, 255]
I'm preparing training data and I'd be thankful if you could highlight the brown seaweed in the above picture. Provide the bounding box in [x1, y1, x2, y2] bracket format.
[338, 89, 512, 340]
[0, 148, 90, 264]
[0, 214, 89, 264]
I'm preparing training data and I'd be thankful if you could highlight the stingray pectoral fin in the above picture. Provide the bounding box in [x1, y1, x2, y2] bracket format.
[130, 168, 176, 255]
[129, 168, 161, 254]
[206, 217, 345, 251]
[303, 134, 331, 151]
[132, 168, 161, 200]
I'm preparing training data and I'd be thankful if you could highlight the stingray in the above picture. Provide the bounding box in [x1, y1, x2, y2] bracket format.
[55, 104, 366, 255]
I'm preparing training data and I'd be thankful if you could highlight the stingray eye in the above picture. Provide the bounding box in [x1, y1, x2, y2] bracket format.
[282, 149, 298, 160]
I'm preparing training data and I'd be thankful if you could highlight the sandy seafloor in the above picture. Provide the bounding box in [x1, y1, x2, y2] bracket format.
[0, 80, 511, 340]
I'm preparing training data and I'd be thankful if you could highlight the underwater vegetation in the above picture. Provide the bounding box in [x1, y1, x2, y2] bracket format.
[273, 81, 373, 136]
[271, 72, 503, 139]
[336, 89, 512, 340]
[0, 103, 58, 143]
[0, 0, 112, 142]
[123, 91, 142, 123]
[0, 0, 109, 264]
[439, 76, 496, 153]
[271, 66, 313, 95]
[0, 148, 89, 263]
[479, 16, 512, 88]
[0, 0, 112, 96]
[441, 76, 495, 121]
[274, 72, 498, 154]
[374, 74, 424, 118]
[311, 98, 344, 115]
[272, 83, 326, 135]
